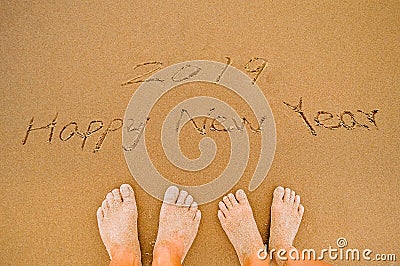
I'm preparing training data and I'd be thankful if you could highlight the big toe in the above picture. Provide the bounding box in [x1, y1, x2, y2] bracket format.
[235, 189, 249, 205]
[120, 184, 136, 204]
[164, 186, 180, 204]
[273, 186, 285, 203]
[96, 207, 103, 222]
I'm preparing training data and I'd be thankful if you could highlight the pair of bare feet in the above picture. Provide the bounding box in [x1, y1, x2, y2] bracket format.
[97, 185, 304, 266]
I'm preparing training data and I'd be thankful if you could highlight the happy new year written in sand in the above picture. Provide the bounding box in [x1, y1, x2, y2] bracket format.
[20, 98, 379, 153]
[20, 59, 379, 152]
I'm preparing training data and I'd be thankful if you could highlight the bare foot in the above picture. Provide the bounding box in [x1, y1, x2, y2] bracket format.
[97, 184, 141, 264]
[218, 189, 265, 266]
[153, 186, 201, 264]
[268, 186, 304, 265]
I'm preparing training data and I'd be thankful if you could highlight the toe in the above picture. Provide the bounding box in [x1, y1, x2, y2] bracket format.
[235, 189, 249, 205]
[120, 184, 135, 203]
[176, 190, 188, 205]
[218, 201, 229, 216]
[106, 192, 115, 207]
[284, 188, 291, 203]
[101, 199, 108, 214]
[294, 195, 301, 207]
[112, 189, 122, 204]
[194, 209, 201, 223]
[290, 190, 295, 203]
[217, 209, 225, 221]
[96, 207, 103, 221]
[184, 195, 194, 207]
[227, 193, 238, 206]
[298, 204, 305, 217]
[163, 186, 179, 204]
[189, 201, 198, 219]
[223, 196, 233, 209]
[189, 201, 198, 212]
[273, 186, 285, 202]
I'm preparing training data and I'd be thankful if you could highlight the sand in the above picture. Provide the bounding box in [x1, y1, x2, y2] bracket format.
[1, 1, 399, 265]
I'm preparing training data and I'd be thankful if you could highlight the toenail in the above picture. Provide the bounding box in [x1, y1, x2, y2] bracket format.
[166, 186, 179, 193]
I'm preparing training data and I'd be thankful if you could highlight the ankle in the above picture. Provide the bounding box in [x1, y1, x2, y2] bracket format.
[153, 243, 182, 265]
[244, 253, 270, 266]
[269, 241, 292, 253]
[110, 246, 139, 266]
[271, 246, 297, 265]
[242, 245, 269, 266]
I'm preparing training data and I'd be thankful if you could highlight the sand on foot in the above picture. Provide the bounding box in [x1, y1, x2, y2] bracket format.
[153, 186, 201, 265]
[97, 184, 141, 265]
